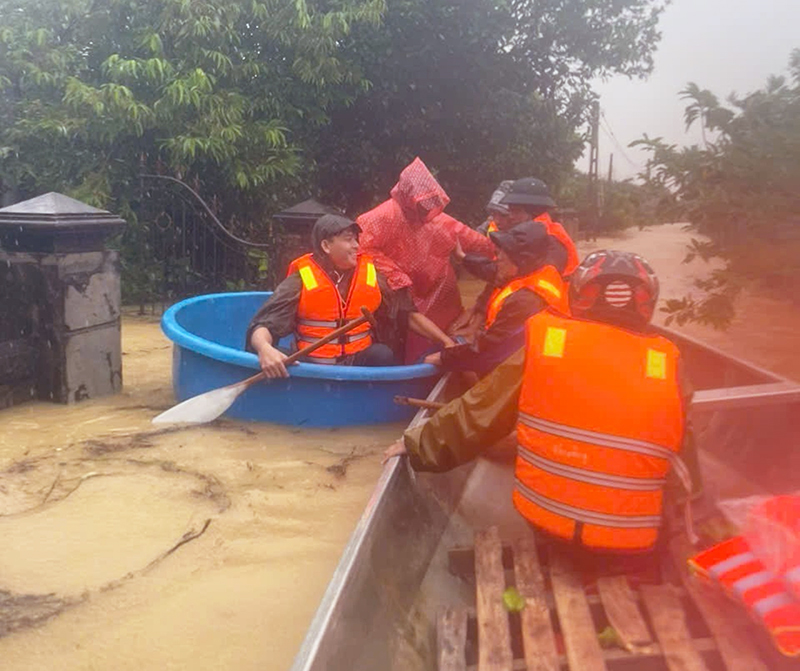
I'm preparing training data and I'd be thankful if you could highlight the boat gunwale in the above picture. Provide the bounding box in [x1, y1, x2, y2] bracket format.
[654, 325, 796, 386]
[290, 373, 452, 671]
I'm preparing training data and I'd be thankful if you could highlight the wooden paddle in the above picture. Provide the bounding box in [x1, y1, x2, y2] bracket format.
[153, 307, 377, 426]
[394, 395, 446, 411]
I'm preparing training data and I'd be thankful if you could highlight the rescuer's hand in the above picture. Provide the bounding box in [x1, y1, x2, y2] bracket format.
[447, 308, 473, 334]
[257, 343, 290, 378]
[452, 236, 466, 262]
[423, 352, 443, 366]
[382, 439, 408, 464]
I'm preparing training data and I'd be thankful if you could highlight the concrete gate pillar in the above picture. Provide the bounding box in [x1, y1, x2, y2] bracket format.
[0, 193, 126, 407]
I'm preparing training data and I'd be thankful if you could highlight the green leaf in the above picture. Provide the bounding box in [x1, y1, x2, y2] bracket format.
[598, 626, 623, 650]
[502, 587, 526, 613]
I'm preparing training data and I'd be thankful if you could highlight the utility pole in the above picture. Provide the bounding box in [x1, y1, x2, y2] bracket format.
[587, 101, 600, 240]
[607, 153, 614, 183]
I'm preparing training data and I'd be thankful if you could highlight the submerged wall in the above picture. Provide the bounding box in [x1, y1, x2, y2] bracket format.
[0, 193, 125, 408]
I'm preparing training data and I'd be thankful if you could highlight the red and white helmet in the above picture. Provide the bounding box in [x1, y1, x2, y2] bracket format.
[569, 250, 659, 326]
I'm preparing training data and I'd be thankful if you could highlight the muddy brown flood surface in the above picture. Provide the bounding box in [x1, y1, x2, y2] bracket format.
[0, 313, 401, 670]
[577, 223, 800, 381]
[0, 223, 798, 670]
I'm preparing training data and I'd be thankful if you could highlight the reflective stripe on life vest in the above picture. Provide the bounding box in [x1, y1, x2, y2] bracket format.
[299, 330, 372, 345]
[747, 495, 800, 601]
[690, 535, 800, 656]
[515, 479, 663, 528]
[519, 412, 676, 462]
[786, 566, 800, 597]
[297, 318, 338, 328]
[516, 449, 666, 491]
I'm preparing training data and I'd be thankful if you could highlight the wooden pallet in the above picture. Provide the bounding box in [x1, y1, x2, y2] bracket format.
[437, 526, 779, 671]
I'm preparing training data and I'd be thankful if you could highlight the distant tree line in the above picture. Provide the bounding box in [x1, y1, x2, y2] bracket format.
[0, 0, 667, 298]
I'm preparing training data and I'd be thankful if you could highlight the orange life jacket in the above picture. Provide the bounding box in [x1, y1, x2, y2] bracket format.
[534, 212, 579, 276]
[690, 535, 800, 656]
[748, 495, 800, 600]
[514, 311, 685, 552]
[287, 253, 382, 363]
[485, 265, 569, 329]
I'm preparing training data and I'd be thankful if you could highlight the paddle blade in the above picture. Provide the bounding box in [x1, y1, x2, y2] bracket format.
[152, 383, 244, 425]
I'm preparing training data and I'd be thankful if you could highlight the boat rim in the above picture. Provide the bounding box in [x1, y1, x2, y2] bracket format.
[161, 291, 441, 382]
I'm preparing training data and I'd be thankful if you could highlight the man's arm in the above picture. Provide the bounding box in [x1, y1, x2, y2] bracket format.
[245, 274, 302, 378]
[477, 290, 545, 352]
[408, 312, 457, 348]
[545, 238, 569, 275]
[384, 348, 525, 471]
[451, 233, 498, 283]
[462, 255, 498, 283]
[244, 274, 302, 347]
[449, 217, 494, 256]
[447, 282, 494, 340]
[377, 275, 455, 349]
[435, 290, 544, 373]
[250, 326, 290, 378]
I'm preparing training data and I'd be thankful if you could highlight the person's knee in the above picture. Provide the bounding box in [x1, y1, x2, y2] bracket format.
[355, 343, 396, 367]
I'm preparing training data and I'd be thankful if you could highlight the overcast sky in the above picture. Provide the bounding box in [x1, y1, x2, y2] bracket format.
[584, 0, 800, 180]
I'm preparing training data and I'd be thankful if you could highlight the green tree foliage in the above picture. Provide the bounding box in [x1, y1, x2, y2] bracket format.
[0, 0, 384, 299]
[311, 0, 668, 223]
[0, 0, 667, 300]
[634, 50, 800, 327]
[556, 170, 670, 234]
[0, 0, 384, 207]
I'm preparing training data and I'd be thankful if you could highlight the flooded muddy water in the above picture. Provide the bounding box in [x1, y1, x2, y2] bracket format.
[0, 315, 401, 670]
[577, 223, 800, 381]
[0, 222, 798, 670]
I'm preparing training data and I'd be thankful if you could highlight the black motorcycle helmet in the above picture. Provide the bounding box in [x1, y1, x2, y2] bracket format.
[569, 250, 659, 328]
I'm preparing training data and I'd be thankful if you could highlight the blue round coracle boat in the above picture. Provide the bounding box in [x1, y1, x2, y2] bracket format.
[161, 292, 441, 427]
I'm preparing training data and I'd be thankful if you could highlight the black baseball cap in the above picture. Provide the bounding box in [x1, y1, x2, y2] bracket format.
[500, 177, 556, 208]
[312, 214, 361, 252]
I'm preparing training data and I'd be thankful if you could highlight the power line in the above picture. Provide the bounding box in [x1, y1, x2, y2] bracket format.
[599, 120, 638, 170]
[599, 110, 641, 171]
[599, 123, 635, 168]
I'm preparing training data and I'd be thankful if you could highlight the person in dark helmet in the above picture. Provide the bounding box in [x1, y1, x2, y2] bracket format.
[454, 179, 515, 288]
[246, 214, 455, 377]
[385, 250, 700, 555]
[450, 177, 580, 338]
[500, 177, 580, 276]
[425, 221, 569, 376]
[476, 180, 515, 236]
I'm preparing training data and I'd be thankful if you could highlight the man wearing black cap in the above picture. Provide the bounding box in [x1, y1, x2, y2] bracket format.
[450, 177, 579, 340]
[246, 214, 455, 377]
[425, 221, 569, 376]
[500, 177, 579, 276]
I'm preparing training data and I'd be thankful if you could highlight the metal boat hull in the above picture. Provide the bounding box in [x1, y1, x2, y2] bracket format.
[292, 328, 800, 670]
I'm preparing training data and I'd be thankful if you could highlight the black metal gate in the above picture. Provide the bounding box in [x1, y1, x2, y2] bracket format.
[123, 175, 278, 313]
